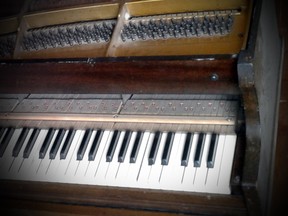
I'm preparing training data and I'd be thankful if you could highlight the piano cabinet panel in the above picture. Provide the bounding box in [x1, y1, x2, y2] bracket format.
[0, 58, 239, 94]
[1, 199, 192, 216]
[0, 180, 248, 216]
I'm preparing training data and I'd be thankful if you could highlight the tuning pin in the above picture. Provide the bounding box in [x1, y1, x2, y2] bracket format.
[57, 28, 68, 46]
[120, 32, 126, 42]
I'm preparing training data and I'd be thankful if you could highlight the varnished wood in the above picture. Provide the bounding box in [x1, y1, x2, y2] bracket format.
[24, 2, 118, 29]
[0, 1, 263, 215]
[108, 0, 252, 57]
[0, 58, 239, 94]
[0, 17, 18, 35]
[14, 1, 119, 59]
[28, 0, 119, 13]
[0, 180, 247, 216]
[0, 199, 193, 216]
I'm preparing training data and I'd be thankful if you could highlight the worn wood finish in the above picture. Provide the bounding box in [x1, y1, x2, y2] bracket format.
[0, 17, 18, 35]
[0, 58, 239, 94]
[108, 0, 251, 57]
[0, 180, 247, 216]
[1, 199, 193, 216]
[28, 0, 119, 13]
[23, 3, 119, 29]
[1, 0, 253, 59]
[13, 1, 119, 59]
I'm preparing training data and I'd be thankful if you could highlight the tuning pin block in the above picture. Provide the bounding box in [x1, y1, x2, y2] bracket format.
[21, 19, 116, 51]
[120, 11, 234, 42]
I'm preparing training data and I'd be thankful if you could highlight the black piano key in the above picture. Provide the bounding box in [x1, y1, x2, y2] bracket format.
[88, 129, 104, 161]
[181, 132, 194, 166]
[194, 133, 206, 167]
[60, 129, 76, 160]
[161, 132, 175, 165]
[130, 131, 143, 163]
[207, 133, 219, 168]
[23, 128, 40, 158]
[118, 130, 132, 162]
[12, 127, 29, 157]
[148, 131, 162, 165]
[49, 128, 66, 159]
[0, 127, 15, 157]
[106, 130, 120, 162]
[77, 128, 93, 160]
[39, 128, 55, 159]
[0, 127, 5, 140]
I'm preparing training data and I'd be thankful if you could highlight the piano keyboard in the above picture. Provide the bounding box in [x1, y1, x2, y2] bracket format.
[0, 127, 236, 194]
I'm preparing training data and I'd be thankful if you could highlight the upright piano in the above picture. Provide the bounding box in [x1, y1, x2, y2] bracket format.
[0, 0, 262, 215]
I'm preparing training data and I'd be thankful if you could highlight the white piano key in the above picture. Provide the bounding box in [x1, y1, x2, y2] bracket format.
[8, 129, 34, 179]
[114, 131, 137, 187]
[192, 133, 211, 192]
[49, 129, 67, 160]
[106, 130, 121, 162]
[160, 132, 185, 191]
[135, 132, 155, 188]
[19, 129, 48, 181]
[205, 134, 226, 193]
[0, 128, 17, 168]
[58, 130, 85, 183]
[124, 131, 150, 188]
[35, 130, 59, 181]
[54, 130, 84, 183]
[45, 130, 69, 178]
[12, 128, 29, 157]
[77, 130, 96, 172]
[39, 128, 56, 159]
[93, 130, 113, 186]
[84, 130, 111, 184]
[105, 131, 126, 186]
[75, 130, 97, 183]
[0, 128, 22, 179]
[0, 125, 238, 195]
[0, 128, 15, 157]
[147, 132, 167, 188]
[216, 134, 237, 194]
[181, 133, 199, 191]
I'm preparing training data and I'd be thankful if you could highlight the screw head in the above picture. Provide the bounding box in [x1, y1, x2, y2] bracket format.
[210, 73, 219, 81]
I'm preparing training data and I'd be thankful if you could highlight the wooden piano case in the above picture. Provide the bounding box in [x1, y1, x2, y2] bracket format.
[0, 0, 262, 215]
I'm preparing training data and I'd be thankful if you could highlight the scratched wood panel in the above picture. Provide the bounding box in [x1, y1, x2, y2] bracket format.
[0, 58, 239, 94]
[0, 180, 247, 216]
